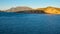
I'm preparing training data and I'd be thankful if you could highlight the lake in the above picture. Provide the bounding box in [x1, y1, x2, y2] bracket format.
[0, 12, 60, 34]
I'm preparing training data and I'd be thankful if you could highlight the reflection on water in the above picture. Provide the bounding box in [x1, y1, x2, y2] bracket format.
[0, 12, 60, 34]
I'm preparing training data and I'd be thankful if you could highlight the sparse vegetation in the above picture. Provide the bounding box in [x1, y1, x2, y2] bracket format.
[0, 6, 60, 14]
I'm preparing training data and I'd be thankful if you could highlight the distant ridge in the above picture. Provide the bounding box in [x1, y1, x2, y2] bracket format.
[6, 6, 33, 12]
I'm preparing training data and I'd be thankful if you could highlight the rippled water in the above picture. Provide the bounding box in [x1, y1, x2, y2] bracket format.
[0, 12, 60, 34]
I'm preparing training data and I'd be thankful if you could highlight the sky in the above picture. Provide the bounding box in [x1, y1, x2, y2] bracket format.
[0, 0, 60, 10]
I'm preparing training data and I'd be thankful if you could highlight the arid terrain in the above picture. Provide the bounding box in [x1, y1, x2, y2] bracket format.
[0, 6, 60, 14]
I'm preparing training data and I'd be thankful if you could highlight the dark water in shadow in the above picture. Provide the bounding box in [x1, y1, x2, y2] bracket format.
[0, 12, 60, 34]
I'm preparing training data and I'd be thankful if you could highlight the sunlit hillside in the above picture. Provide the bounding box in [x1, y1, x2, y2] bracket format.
[37, 6, 60, 14]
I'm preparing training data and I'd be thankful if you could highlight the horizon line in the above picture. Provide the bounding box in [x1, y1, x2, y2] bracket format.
[0, 6, 60, 10]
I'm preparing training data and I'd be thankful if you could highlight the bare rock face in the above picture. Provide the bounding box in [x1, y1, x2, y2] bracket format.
[6, 6, 33, 12]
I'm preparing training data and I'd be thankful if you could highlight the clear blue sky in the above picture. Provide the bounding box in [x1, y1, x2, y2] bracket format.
[0, 0, 60, 10]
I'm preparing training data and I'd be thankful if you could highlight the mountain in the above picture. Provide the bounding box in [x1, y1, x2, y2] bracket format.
[0, 10, 2, 12]
[17, 10, 45, 14]
[1, 6, 60, 14]
[0, 10, 1, 11]
[6, 6, 33, 12]
[37, 6, 60, 14]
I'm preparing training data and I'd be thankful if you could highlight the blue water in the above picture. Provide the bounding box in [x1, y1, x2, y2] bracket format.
[0, 12, 60, 34]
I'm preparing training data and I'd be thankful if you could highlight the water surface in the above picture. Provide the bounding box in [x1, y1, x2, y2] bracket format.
[0, 12, 60, 34]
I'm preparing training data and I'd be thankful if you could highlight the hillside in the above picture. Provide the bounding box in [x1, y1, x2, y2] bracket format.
[37, 6, 60, 14]
[0, 6, 60, 14]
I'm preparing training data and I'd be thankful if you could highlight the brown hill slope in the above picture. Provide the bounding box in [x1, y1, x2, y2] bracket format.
[37, 6, 60, 14]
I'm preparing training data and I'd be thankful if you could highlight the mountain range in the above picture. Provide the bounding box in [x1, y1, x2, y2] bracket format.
[0, 6, 60, 14]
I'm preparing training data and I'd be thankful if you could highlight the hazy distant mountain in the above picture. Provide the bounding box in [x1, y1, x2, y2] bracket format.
[6, 6, 33, 12]
[37, 6, 60, 14]
[0, 10, 1, 11]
